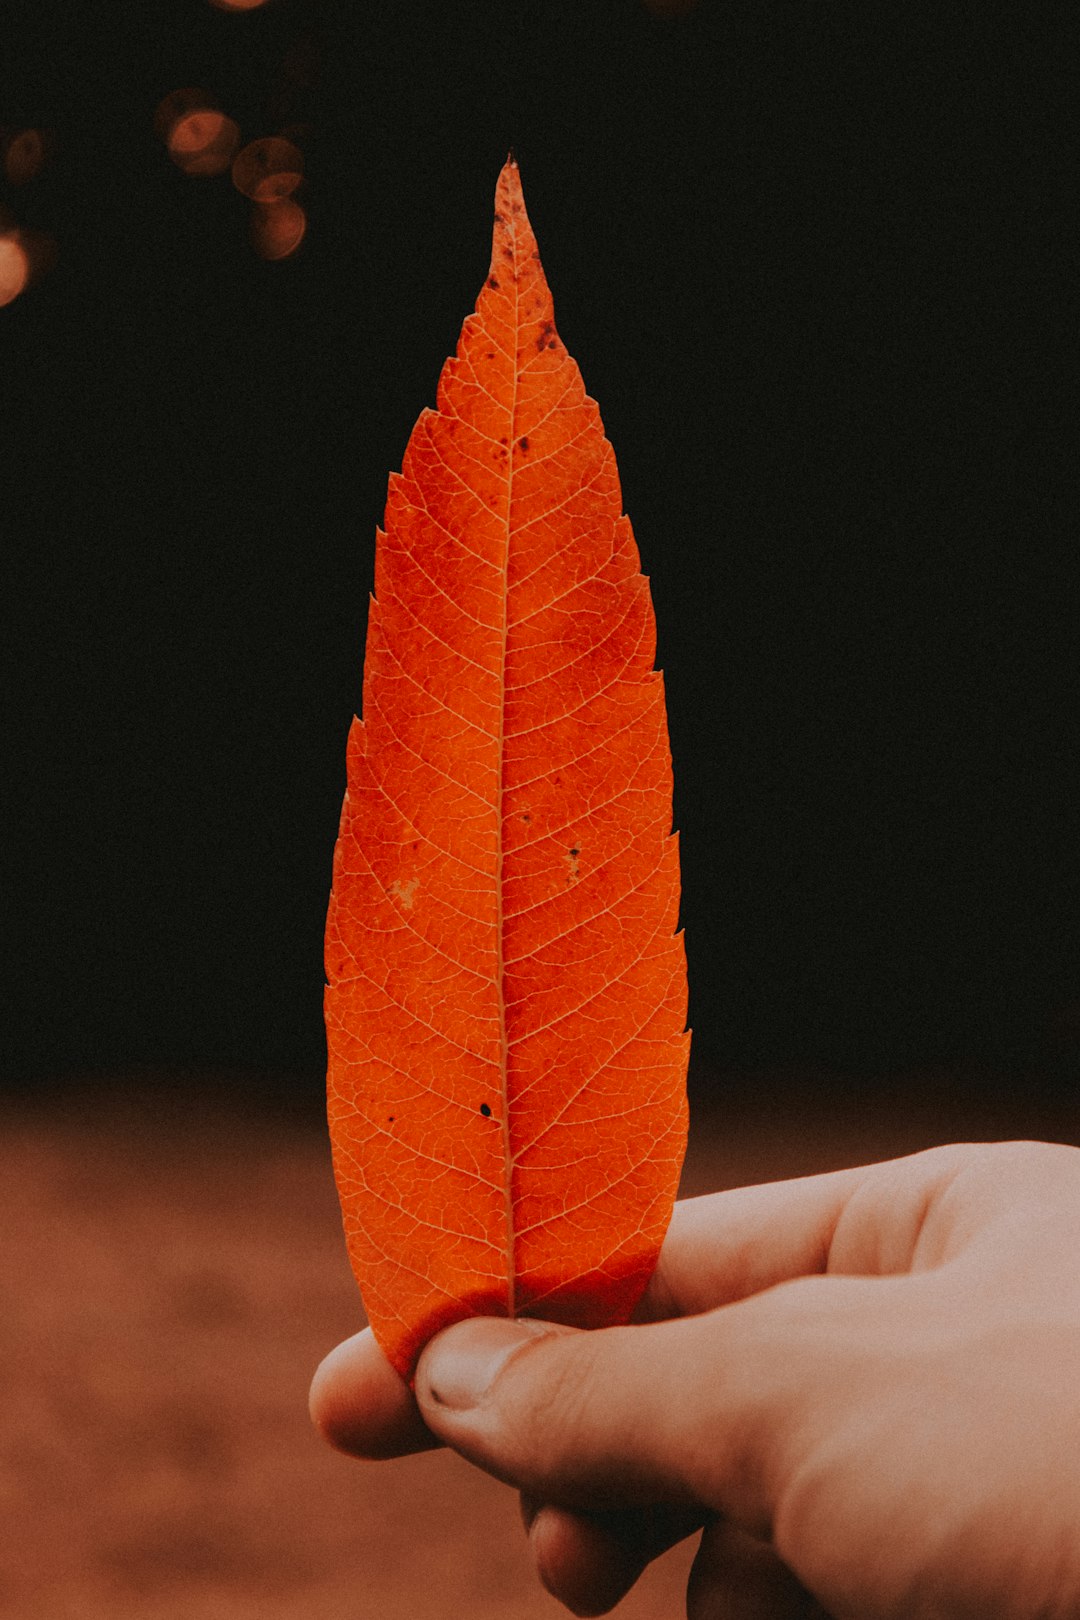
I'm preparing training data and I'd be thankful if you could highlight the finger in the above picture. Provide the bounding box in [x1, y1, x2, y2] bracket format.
[309, 1327, 438, 1459]
[414, 1292, 875, 1535]
[633, 1167, 869, 1322]
[522, 1499, 706, 1617]
[635, 1143, 978, 1322]
[522, 1496, 821, 1620]
[688, 1518, 828, 1620]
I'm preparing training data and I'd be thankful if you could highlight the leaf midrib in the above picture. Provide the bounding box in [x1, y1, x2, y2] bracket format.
[495, 192, 521, 1322]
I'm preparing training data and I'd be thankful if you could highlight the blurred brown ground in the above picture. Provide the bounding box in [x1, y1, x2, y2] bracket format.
[3, 1070, 1077, 1619]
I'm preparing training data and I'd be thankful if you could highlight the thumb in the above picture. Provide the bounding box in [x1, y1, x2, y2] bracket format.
[414, 1292, 836, 1536]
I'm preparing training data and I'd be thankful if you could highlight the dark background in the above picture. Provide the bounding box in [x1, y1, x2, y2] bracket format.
[3, 0, 1076, 1104]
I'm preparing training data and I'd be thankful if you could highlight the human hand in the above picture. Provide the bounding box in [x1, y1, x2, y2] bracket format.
[310, 1141, 1080, 1618]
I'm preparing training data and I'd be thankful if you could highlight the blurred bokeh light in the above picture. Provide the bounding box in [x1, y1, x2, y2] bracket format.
[0, 232, 30, 306]
[155, 90, 240, 177]
[154, 87, 212, 142]
[0, 221, 53, 304]
[250, 197, 306, 261]
[210, 0, 272, 10]
[3, 127, 52, 186]
[169, 110, 241, 177]
[232, 136, 304, 203]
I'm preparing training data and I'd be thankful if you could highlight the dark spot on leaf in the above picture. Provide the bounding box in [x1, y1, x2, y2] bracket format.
[569, 847, 580, 859]
[547, 340, 557, 350]
[536, 321, 554, 352]
[479, 1103, 492, 1117]
[388, 1115, 395, 1123]
[493, 211, 504, 225]
[519, 436, 529, 452]
[488, 275, 500, 289]
[522, 812, 531, 822]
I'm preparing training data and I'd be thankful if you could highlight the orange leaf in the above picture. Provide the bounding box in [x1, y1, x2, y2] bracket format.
[325, 158, 689, 1378]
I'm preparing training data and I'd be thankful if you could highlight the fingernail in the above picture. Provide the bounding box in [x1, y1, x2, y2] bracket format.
[420, 1317, 549, 1411]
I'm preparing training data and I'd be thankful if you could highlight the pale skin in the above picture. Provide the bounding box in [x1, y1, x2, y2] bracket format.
[310, 1141, 1080, 1619]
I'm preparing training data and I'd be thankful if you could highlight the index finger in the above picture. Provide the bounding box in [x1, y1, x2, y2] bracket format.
[636, 1141, 1001, 1324]
[635, 1162, 873, 1323]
